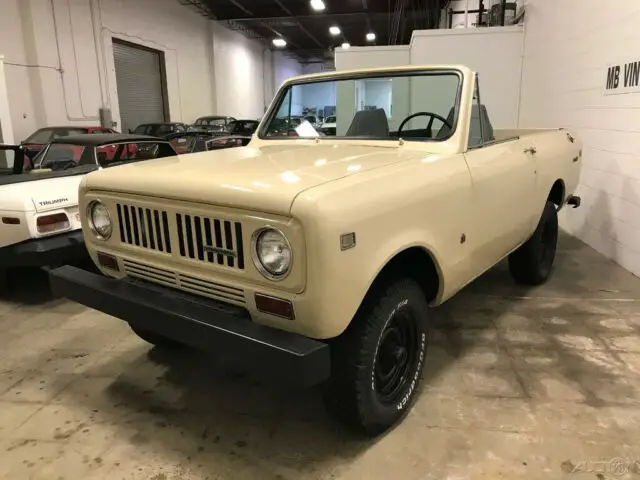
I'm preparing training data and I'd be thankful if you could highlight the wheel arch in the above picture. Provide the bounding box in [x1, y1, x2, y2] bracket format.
[360, 244, 443, 311]
[548, 179, 565, 210]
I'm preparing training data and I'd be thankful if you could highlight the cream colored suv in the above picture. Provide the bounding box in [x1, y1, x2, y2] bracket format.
[50, 65, 582, 435]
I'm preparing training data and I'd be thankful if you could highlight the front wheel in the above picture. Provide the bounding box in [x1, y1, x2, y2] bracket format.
[509, 200, 558, 285]
[322, 279, 429, 436]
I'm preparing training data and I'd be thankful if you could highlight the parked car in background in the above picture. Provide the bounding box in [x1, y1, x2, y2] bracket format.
[130, 122, 189, 139]
[0, 134, 176, 283]
[304, 115, 321, 127]
[227, 119, 259, 136]
[166, 132, 252, 153]
[20, 126, 117, 160]
[166, 132, 212, 154]
[190, 116, 236, 135]
[320, 115, 336, 136]
[205, 135, 252, 150]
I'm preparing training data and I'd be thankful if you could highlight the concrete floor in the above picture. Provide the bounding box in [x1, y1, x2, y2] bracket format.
[1, 233, 640, 479]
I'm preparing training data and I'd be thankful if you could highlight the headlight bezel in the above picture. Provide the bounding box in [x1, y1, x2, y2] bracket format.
[86, 200, 113, 240]
[250, 226, 293, 281]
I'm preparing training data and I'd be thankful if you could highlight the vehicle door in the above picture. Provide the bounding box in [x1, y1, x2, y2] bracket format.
[463, 75, 537, 274]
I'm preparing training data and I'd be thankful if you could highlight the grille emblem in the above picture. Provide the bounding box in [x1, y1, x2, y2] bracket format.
[203, 245, 237, 258]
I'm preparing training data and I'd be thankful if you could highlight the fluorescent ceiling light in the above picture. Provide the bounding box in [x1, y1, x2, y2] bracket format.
[341, 42, 351, 49]
[366, 32, 376, 41]
[272, 38, 287, 47]
[329, 26, 341, 35]
[310, 0, 325, 11]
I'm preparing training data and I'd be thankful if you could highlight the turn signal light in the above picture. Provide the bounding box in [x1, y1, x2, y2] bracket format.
[2, 217, 20, 225]
[36, 213, 69, 233]
[254, 293, 295, 320]
[97, 252, 119, 271]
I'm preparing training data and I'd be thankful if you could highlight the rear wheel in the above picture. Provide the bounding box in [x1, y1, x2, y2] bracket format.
[322, 279, 429, 436]
[509, 200, 558, 285]
[129, 324, 185, 349]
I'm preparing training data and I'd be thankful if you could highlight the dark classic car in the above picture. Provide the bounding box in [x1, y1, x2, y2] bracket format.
[227, 119, 259, 136]
[129, 122, 189, 139]
[20, 125, 117, 159]
[166, 132, 252, 153]
[190, 116, 236, 135]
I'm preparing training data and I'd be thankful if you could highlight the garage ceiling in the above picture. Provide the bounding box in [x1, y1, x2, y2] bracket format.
[180, 0, 449, 61]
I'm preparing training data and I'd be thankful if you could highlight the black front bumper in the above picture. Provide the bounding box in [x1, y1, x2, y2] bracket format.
[0, 230, 87, 268]
[49, 266, 331, 386]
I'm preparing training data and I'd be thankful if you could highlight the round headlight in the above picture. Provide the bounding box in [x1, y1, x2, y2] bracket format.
[252, 228, 292, 279]
[87, 201, 112, 240]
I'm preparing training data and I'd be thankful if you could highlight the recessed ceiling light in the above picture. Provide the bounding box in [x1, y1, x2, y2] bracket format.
[329, 26, 341, 35]
[366, 32, 376, 41]
[272, 38, 287, 47]
[310, 0, 325, 11]
[341, 42, 351, 49]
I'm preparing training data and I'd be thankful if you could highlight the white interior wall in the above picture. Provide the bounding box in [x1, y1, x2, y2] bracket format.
[212, 23, 273, 119]
[410, 27, 523, 128]
[273, 51, 303, 91]
[335, 46, 411, 70]
[519, 0, 640, 277]
[335, 28, 523, 129]
[0, 57, 14, 144]
[0, 0, 295, 140]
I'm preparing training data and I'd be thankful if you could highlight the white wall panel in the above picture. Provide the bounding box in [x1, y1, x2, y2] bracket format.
[410, 27, 524, 128]
[520, 0, 640, 277]
[0, 0, 296, 140]
[335, 46, 411, 70]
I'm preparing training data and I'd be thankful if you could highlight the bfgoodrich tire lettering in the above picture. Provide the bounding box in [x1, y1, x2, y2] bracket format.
[322, 279, 429, 436]
[508, 200, 559, 286]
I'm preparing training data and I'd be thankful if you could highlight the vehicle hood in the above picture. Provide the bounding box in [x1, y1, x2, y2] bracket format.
[84, 143, 422, 214]
[0, 174, 83, 212]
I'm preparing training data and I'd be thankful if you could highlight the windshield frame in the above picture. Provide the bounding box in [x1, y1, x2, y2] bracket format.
[257, 67, 464, 143]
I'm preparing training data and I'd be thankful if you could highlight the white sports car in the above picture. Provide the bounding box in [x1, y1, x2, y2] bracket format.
[0, 134, 177, 280]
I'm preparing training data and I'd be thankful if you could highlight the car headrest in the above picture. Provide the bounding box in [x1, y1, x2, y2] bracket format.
[346, 109, 389, 138]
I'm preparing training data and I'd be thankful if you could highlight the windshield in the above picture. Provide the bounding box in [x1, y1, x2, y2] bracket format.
[36, 141, 175, 171]
[262, 70, 461, 141]
[24, 127, 87, 144]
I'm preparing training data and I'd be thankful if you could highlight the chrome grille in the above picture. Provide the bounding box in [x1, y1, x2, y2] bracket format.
[117, 204, 172, 253]
[176, 214, 245, 270]
[122, 259, 245, 304]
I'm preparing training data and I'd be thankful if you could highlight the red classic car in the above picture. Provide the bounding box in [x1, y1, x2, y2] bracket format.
[21, 126, 117, 159]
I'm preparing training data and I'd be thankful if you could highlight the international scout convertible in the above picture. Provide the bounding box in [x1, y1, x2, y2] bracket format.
[0, 135, 176, 284]
[49, 65, 582, 435]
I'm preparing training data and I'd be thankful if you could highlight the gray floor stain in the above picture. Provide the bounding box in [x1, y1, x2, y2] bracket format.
[0, 233, 639, 479]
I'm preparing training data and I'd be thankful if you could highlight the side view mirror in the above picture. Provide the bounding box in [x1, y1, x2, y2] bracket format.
[128, 129, 133, 134]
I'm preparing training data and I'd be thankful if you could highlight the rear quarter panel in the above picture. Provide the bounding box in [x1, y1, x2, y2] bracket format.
[524, 129, 582, 215]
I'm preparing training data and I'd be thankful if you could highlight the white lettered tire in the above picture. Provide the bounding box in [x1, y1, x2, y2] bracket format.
[322, 279, 430, 436]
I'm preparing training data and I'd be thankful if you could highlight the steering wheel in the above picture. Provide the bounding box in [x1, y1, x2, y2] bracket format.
[397, 112, 452, 139]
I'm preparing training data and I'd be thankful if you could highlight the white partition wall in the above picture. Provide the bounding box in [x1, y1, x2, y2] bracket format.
[0, 56, 14, 144]
[410, 27, 524, 128]
[334, 26, 524, 129]
[335, 46, 410, 70]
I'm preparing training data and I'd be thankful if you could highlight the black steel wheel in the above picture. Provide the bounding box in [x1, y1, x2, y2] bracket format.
[322, 279, 429, 436]
[509, 200, 558, 285]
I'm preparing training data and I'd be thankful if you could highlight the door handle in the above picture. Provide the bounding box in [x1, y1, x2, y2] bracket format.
[523, 146, 537, 155]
